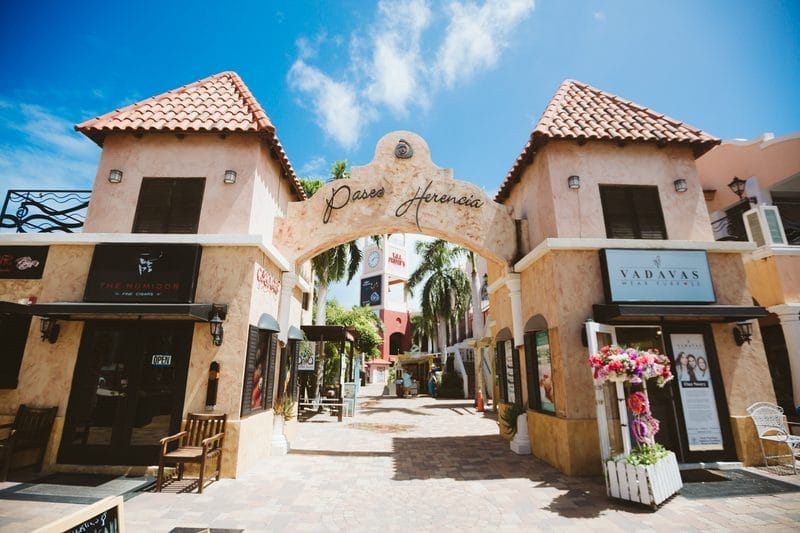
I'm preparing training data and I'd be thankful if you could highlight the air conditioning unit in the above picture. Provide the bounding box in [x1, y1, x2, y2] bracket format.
[743, 205, 788, 247]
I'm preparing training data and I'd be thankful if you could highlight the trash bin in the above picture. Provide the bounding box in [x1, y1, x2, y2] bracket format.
[396, 380, 404, 397]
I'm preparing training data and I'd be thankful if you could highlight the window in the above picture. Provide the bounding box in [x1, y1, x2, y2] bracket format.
[0, 315, 31, 388]
[241, 326, 278, 417]
[133, 178, 205, 233]
[495, 336, 520, 404]
[524, 330, 555, 413]
[600, 185, 667, 239]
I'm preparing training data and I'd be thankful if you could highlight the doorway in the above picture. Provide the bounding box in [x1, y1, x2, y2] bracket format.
[59, 320, 192, 465]
[588, 322, 736, 464]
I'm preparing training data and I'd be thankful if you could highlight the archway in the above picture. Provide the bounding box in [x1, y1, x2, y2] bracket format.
[273, 131, 518, 269]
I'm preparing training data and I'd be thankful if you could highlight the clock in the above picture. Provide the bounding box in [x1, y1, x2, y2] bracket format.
[367, 250, 380, 268]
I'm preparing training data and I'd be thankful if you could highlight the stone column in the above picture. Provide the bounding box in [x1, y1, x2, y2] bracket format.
[768, 304, 800, 408]
[277, 272, 298, 343]
[506, 273, 524, 347]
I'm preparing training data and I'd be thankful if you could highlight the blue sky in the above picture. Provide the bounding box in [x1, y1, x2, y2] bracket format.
[1, 0, 798, 306]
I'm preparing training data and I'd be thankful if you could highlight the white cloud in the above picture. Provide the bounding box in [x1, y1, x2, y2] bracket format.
[0, 101, 99, 203]
[434, 0, 536, 88]
[298, 155, 328, 177]
[288, 0, 535, 148]
[287, 60, 369, 149]
[594, 11, 606, 21]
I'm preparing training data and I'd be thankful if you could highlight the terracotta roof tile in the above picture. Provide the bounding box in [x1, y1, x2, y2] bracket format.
[76, 71, 305, 199]
[495, 80, 719, 202]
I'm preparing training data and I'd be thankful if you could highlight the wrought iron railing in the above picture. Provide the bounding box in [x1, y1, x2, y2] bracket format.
[1, 190, 91, 233]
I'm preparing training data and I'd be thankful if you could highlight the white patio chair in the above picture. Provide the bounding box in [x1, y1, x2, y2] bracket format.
[746, 402, 800, 474]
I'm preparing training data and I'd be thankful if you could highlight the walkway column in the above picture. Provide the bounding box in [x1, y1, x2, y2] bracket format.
[506, 273, 524, 347]
[277, 272, 298, 343]
[768, 304, 800, 408]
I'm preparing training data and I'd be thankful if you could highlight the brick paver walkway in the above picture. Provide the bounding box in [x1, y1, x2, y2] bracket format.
[3, 384, 800, 531]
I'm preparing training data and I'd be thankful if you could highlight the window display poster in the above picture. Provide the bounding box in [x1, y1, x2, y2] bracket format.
[504, 340, 516, 404]
[535, 331, 555, 413]
[670, 333, 724, 451]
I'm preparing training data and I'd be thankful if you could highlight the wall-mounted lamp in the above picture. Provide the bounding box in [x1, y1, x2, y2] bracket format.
[40, 317, 60, 344]
[108, 169, 123, 183]
[224, 170, 237, 184]
[727, 176, 755, 203]
[733, 321, 753, 346]
[567, 175, 581, 190]
[209, 304, 228, 346]
[673, 178, 688, 193]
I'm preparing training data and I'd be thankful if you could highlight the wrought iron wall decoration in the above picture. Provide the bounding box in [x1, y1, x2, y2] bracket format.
[0, 190, 91, 233]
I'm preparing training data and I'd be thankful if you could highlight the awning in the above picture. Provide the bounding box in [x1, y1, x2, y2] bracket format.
[287, 325, 305, 340]
[29, 302, 217, 321]
[257, 313, 280, 332]
[0, 301, 35, 316]
[300, 325, 355, 342]
[593, 304, 769, 324]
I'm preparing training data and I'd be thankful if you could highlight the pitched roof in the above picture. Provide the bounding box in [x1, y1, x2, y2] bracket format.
[76, 71, 305, 199]
[495, 79, 720, 202]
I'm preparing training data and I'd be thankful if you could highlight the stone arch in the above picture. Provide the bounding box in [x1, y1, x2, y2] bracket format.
[273, 131, 517, 269]
[524, 314, 548, 332]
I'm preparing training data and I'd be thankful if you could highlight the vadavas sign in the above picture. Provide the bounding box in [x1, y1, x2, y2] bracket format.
[274, 131, 517, 267]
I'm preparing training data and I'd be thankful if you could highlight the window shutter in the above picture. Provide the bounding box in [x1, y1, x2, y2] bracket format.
[632, 187, 667, 239]
[241, 325, 261, 417]
[265, 334, 278, 408]
[133, 178, 205, 234]
[600, 185, 666, 239]
[600, 187, 636, 239]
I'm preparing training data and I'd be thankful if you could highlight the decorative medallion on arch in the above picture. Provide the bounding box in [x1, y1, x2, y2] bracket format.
[273, 131, 517, 268]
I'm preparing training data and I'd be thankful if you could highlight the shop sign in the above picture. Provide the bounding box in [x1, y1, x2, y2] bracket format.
[255, 265, 281, 297]
[84, 244, 202, 303]
[297, 341, 315, 371]
[668, 333, 724, 451]
[360, 275, 382, 307]
[0, 246, 48, 279]
[151, 354, 172, 367]
[601, 249, 715, 303]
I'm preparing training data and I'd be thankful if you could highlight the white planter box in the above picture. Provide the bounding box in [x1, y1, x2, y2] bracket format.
[605, 451, 682, 508]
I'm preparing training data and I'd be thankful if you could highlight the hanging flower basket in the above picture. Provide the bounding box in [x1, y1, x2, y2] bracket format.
[589, 345, 682, 508]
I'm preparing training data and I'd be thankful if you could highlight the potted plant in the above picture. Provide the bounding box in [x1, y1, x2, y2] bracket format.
[271, 395, 295, 455]
[588, 346, 682, 508]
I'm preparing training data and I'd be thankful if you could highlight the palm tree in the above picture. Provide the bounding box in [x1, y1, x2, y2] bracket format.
[407, 239, 471, 357]
[410, 312, 436, 352]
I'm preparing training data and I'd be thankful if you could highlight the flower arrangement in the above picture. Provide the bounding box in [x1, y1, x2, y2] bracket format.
[588, 345, 673, 386]
[589, 346, 674, 466]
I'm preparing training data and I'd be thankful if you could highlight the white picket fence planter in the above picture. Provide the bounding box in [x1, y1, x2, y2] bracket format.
[605, 451, 682, 508]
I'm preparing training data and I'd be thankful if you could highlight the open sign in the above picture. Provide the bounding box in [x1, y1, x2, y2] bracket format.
[151, 354, 172, 367]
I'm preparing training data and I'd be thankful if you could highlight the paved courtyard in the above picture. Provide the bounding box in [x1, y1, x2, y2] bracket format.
[2, 384, 800, 532]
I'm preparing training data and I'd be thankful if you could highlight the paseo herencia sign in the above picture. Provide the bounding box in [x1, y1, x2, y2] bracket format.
[84, 244, 202, 303]
[323, 180, 485, 229]
[601, 249, 716, 304]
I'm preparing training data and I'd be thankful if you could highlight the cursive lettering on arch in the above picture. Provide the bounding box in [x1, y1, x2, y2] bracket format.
[323, 183, 385, 224]
[394, 181, 484, 230]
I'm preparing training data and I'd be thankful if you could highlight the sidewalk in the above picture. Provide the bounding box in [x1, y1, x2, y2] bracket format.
[3, 385, 800, 531]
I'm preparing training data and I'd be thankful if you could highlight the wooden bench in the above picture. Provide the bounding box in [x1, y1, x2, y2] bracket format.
[156, 413, 226, 494]
[0, 404, 57, 481]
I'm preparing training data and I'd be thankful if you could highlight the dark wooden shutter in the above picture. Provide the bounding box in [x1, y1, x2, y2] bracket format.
[241, 325, 261, 417]
[495, 342, 508, 403]
[265, 334, 278, 408]
[133, 178, 205, 234]
[600, 185, 666, 239]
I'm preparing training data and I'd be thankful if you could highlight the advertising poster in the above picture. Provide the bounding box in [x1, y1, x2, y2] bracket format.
[360, 275, 382, 307]
[504, 340, 516, 403]
[297, 340, 315, 371]
[670, 333, 724, 451]
[535, 331, 555, 413]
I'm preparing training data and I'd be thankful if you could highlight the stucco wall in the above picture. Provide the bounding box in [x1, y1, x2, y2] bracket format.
[505, 141, 714, 248]
[745, 255, 800, 306]
[83, 133, 267, 235]
[697, 133, 800, 213]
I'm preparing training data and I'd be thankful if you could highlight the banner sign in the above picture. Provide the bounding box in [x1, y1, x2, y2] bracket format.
[0, 246, 48, 279]
[360, 275, 382, 307]
[669, 333, 724, 451]
[297, 340, 315, 371]
[601, 249, 716, 303]
[504, 340, 516, 404]
[84, 244, 202, 303]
